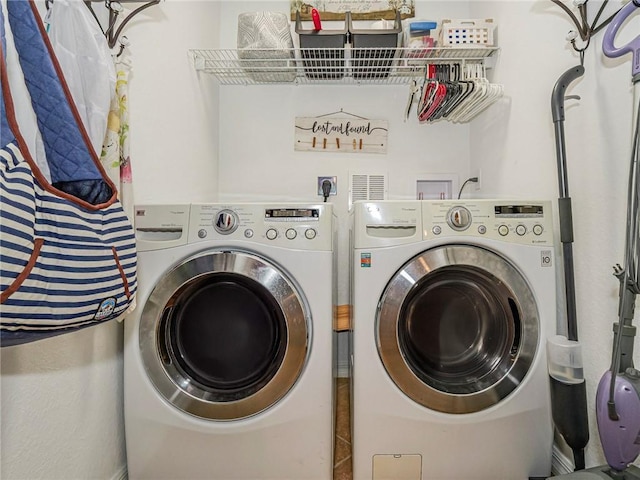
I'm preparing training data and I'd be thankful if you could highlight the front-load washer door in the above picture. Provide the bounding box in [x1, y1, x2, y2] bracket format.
[377, 244, 539, 414]
[139, 250, 310, 420]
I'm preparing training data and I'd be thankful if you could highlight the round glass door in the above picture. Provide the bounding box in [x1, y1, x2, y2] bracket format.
[139, 250, 309, 420]
[377, 244, 539, 414]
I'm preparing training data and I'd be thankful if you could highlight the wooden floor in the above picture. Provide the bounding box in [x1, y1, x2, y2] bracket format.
[334, 377, 353, 480]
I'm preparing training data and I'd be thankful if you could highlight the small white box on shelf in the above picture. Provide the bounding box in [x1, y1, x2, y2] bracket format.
[440, 18, 496, 47]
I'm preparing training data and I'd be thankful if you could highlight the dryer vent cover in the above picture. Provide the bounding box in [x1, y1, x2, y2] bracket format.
[349, 172, 388, 209]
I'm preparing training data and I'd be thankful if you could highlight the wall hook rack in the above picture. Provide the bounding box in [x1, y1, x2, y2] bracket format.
[102, 0, 161, 49]
[550, 0, 626, 54]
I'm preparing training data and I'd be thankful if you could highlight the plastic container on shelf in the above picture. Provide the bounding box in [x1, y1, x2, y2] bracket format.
[295, 10, 349, 79]
[348, 10, 402, 79]
[403, 19, 438, 60]
[405, 20, 438, 48]
[440, 18, 496, 47]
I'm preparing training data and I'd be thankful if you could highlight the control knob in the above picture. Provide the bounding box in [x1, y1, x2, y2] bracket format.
[214, 209, 239, 234]
[447, 206, 472, 231]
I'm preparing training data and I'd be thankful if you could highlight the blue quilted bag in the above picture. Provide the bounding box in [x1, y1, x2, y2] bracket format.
[0, 0, 137, 347]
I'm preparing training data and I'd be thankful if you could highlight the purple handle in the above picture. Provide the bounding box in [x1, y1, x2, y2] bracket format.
[603, 0, 640, 77]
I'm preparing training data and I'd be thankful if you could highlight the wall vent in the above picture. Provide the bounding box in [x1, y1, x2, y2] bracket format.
[349, 172, 388, 209]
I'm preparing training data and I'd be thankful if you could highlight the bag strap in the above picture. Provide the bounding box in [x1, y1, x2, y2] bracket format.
[0, 4, 13, 149]
[3, 0, 117, 207]
[0, 4, 40, 165]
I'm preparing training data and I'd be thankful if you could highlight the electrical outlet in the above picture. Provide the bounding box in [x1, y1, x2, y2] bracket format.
[474, 170, 482, 190]
[317, 176, 337, 196]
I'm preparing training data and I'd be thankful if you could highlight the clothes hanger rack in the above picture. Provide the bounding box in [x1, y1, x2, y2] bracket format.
[411, 61, 502, 124]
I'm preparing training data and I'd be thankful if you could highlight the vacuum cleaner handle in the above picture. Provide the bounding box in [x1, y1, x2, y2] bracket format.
[551, 65, 585, 123]
[602, 0, 640, 77]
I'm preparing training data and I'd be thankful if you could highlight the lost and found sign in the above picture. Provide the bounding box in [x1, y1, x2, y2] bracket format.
[291, 1, 415, 20]
[294, 117, 388, 154]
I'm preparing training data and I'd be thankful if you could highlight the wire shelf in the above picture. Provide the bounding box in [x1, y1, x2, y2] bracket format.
[189, 47, 499, 85]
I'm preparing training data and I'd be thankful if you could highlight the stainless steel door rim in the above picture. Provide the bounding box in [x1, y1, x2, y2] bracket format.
[376, 244, 539, 414]
[139, 249, 310, 420]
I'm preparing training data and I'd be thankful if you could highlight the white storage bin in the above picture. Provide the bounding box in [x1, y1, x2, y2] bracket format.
[440, 18, 495, 46]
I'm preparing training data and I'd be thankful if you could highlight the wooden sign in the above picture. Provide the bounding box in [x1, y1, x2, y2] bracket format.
[291, 1, 415, 21]
[294, 117, 388, 154]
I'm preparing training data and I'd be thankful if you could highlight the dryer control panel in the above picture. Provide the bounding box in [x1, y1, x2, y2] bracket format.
[188, 203, 334, 251]
[352, 200, 554, 248]
[423, 200, 554, 245]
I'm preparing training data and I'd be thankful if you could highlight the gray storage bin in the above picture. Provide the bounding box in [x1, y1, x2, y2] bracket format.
[295, 11, 349, 79]
[348, 11, 402, 79]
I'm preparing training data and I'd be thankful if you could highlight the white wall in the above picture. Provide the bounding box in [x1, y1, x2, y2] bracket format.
[1, 322, 126, 480]
[127, 2, 221, 205]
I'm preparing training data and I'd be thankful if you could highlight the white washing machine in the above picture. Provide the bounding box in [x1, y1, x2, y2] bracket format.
[351, 200, 556, 480]
[124, 203, 335, 480]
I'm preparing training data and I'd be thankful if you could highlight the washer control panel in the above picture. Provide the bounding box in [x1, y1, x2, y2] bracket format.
[423, 200, 554, 245]
[188, 203, 333, 251]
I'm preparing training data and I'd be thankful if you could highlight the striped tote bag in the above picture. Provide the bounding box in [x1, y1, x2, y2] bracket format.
[0, 0, 137, 347]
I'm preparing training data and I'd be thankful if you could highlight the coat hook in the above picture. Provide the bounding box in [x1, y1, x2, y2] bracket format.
[116, 35, 130, 57]
[549, 0, 626, 54]
[105, 0, 161, 49]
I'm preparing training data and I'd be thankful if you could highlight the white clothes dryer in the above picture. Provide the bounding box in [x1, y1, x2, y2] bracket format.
[124, 203, 335, 480]
[351, 200, 556, 480]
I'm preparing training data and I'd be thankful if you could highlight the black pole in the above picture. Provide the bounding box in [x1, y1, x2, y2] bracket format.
[549, 65, 590, 471]
[551, 64, 584, 341]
